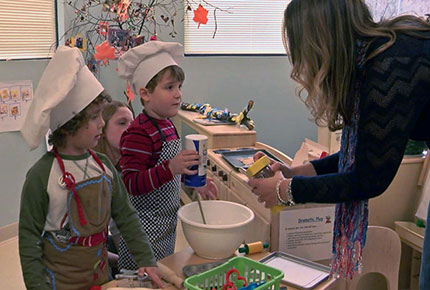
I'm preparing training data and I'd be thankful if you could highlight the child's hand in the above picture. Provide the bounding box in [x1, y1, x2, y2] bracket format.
[196, 177, 218, 200]
[169, 150, 200, 176]
[138, 266, 164, 288]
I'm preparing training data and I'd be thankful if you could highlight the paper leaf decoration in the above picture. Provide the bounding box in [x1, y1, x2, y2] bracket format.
[94, 41, 116, 64]
[193, 4, 208, 28]
[98, 21, 109, 37]
[117, 0, 131, 22]
[125, 81, 135, 102]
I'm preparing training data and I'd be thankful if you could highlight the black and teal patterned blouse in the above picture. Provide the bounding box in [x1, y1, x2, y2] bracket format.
[291, 31, 430, 204]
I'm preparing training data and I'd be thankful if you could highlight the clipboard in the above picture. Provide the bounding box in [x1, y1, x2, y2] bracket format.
[259, 252, 330, 289]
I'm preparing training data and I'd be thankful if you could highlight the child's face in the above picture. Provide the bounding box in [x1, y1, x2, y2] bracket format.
[105, 106, 133, 150]
[65, 103, 105, 154]
[140, 71, 182, 119]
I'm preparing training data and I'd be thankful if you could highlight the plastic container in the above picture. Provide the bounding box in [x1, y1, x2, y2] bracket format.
[184, 134, 208, 187]
[244, 155, 285, 215]
[184, 256, 284, 290]
[245, 155, 273, 179]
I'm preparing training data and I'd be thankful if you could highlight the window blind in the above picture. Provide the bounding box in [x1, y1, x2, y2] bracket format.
[184, 0, 290, 55]
[0, 0, 56, 60]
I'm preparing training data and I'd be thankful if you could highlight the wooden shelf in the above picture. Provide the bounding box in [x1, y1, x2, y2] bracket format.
[172, 110, 257, 149]
[394, 221, 425, 253]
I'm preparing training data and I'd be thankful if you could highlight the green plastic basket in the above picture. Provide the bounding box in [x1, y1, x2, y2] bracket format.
[184, 256, 284, 290]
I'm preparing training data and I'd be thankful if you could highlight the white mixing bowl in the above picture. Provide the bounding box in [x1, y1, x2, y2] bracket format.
[178, 200, 254, 259]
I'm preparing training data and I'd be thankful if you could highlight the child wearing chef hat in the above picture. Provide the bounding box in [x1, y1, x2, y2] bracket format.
[116, 41, 218, 269]
[19, 46, 163, 290]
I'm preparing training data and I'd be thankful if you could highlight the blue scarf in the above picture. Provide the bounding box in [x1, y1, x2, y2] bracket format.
[331, 39, 369, 279]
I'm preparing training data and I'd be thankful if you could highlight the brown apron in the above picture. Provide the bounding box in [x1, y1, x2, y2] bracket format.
[43, 149, 112, 290]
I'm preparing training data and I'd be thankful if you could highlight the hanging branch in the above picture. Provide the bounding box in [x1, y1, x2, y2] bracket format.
[62, 0, 228, 110]
[212, 8, 217, 39]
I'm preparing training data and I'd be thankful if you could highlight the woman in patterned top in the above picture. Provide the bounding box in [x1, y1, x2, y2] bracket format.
[248, 0, 430, 284]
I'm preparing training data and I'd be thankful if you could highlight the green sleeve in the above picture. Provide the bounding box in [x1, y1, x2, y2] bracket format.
[98, 153, 156, 267]
[19, 154, 52, 290]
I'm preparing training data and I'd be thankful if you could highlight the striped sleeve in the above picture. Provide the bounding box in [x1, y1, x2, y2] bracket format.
[119, 114, 174, 195]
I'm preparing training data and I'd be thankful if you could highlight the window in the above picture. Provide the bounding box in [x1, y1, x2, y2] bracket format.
[0, 0, 57, 60]
[184, 1, 290, 55]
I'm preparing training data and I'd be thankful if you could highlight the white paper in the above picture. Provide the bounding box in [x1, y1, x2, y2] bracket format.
[0, 80, 33, 133]
[279, 206, 335, 261]
[291, 138, 329, 167]
[416, 164, 430, 224]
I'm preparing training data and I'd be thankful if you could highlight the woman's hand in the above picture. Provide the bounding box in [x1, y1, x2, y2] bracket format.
[253, 151, 294, 178]
[138, 266, 164, 288]
[248, 171, 285, 208]
[196, 177, 218, 199]
[271, 161, 294, 178]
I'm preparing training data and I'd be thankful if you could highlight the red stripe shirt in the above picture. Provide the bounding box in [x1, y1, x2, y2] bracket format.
[119, 113, 179, 195]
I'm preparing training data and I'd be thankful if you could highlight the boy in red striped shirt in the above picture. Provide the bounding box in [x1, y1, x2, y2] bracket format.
[116, 41, 217, 269]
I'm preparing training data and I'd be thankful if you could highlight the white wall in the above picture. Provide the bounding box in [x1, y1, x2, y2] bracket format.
[0, 1, 316, 227]
[0, 60, 49, 227]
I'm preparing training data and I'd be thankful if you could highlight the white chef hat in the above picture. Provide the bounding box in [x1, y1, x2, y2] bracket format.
[117, 41, 184, 96]
[20, 46, 104, 150]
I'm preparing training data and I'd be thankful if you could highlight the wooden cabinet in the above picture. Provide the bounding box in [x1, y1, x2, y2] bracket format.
[206, 142, 293, 251]
[172, 110, 256, 149]
[174, 110, 293, 251]
[228, 189, 271, 243]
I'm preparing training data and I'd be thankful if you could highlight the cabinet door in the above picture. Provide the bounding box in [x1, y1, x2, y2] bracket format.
[230, 174, 271, 221]
[206, 171, 228, 201]
[228, 189, 270, 244]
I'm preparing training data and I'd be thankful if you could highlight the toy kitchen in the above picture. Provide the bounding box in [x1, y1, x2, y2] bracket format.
[172, 108, 336, 263]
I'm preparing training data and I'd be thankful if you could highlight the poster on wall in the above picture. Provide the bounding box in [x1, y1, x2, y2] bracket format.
[278, 206, 335, 261]
[0, 80, 33, 133]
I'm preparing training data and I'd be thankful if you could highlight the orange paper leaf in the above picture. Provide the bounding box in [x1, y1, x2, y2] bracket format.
[98, 21, 109, 37]
[193, 4, 208, 28]
[117, 0, 130, 21]
[125, 81, 135, 102]
[94, 41, 116, 64]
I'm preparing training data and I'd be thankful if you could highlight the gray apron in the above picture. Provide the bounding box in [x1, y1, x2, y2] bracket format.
[118, 112, 181, 270]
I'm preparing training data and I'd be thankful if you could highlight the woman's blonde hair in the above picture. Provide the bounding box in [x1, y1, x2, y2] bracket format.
[282, 0, 430, 131]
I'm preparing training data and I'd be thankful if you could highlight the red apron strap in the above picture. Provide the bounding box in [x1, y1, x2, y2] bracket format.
[69, 230, 107, 247]
[53, 148, 88, 226]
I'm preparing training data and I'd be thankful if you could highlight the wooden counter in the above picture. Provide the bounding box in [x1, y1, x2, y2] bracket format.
[159, 247, 337, 290]
[172, 110, 256, 149]
[103, 248, 337, 289]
